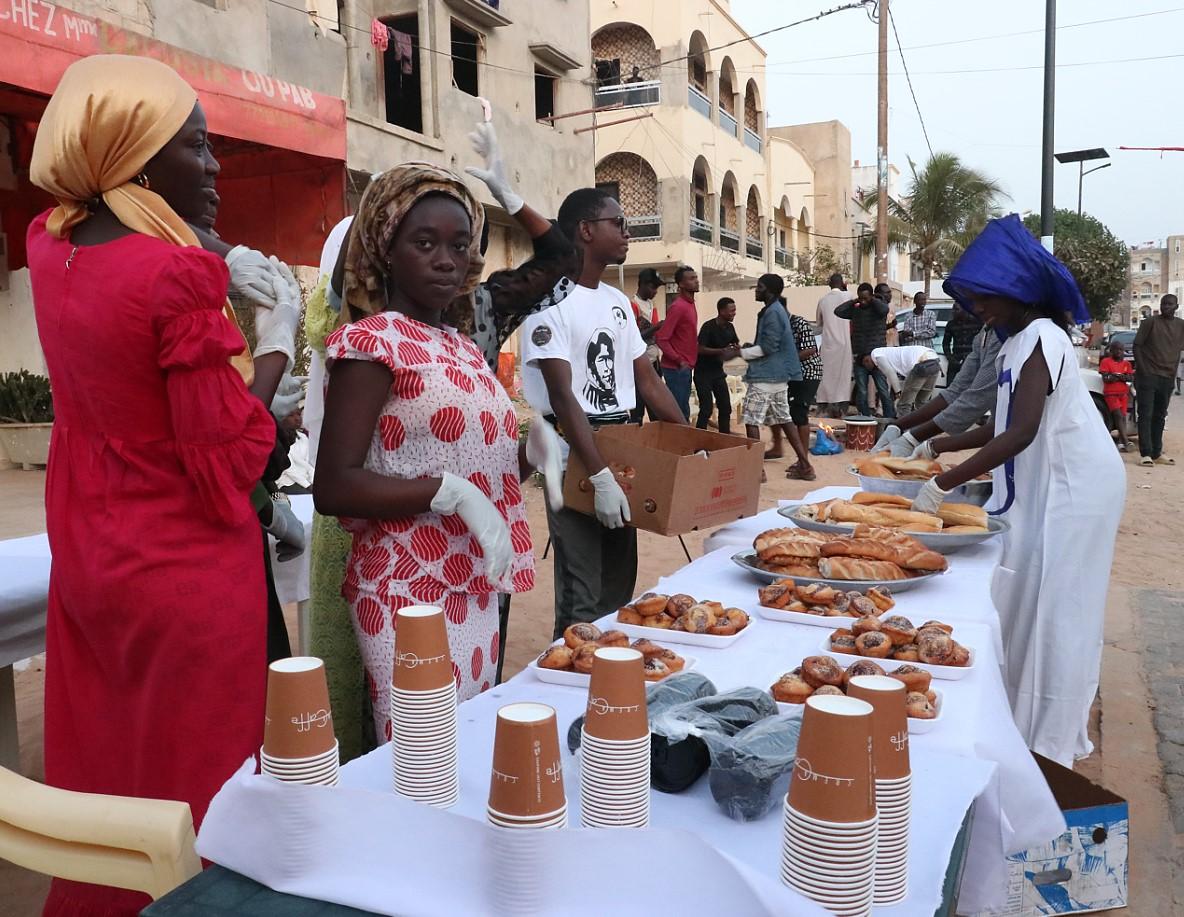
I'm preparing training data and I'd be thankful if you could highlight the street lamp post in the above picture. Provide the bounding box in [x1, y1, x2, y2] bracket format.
[1054, 148, 1110, 218]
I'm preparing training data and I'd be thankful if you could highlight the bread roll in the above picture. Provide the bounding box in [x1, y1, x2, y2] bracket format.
[854, 457, 897, 479]
[936, 502, 988, 529]
[851, 491, 913, 507]
[825, 502, 944, 532]
[818, 557, 910, 581]
[819, 538, 902, 563]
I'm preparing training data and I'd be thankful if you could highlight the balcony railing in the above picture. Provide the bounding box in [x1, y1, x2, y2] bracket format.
[626, 214, 661, 240]
[775, 247, 792, 268]
[690, 217, 713, 243]
[720, 227, 740, 252]
[746, 236, 764, 260]
[688, 84, 711, 119]
[744, 126, 762, 152]
[719, 108, 738, 137]
[595, 80, 661, 110]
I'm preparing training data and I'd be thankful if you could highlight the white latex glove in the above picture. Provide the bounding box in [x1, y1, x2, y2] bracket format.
[464, 122, 524, 215]
[910, 477, 950, 515]
[265, 497, 306, 562]
[909, 438, 939, 462]
[430, 472, 512, 580]
[740, 345, 765, 360]
[871, 424, 901, 454]
[253, 257, 302, 365]
[889, 431, 919, 458]
[225, 245, 279, 308]
[589, 466, 631, 530]
[524, 414, 564, 512]
[270, 373, 308, 419]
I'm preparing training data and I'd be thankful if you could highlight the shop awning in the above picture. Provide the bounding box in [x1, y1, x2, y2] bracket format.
[0, 7, 345, 161]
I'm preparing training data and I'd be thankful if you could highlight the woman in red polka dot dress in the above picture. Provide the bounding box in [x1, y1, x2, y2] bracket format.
[314, 164, 561, 741]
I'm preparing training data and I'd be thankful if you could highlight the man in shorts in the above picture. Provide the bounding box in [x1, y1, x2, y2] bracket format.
[740, 274, 811, 477]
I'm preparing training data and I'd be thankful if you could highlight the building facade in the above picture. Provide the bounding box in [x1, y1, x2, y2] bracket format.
[851, 160, 913, 287]
[588, 0, 853, 327]
[1120, 240, 1184, 326]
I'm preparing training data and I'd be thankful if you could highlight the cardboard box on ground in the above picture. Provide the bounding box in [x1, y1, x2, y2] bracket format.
[562, 422, 764, 536]
[968, 754, 1128, 916]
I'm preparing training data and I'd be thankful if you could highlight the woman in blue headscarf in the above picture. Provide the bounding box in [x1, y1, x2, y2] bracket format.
[908, 215, 1124, 767]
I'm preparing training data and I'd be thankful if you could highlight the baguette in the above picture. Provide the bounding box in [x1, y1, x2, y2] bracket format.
[942, 524, 990, 535]
[936, 502, 988, 529]
[826, 502, 944, 532]
[818, 557, 910, 581]
[876, 456, 945, 478]
[819, 538, 903, 563]
[854, 457, 898, 479]
[892, 548, 948, 573]
[851, 492, 913, 508]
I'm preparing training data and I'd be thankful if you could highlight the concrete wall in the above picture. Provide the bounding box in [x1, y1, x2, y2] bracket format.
[0, 270, 44, 375]
[771, 120, 852, 245]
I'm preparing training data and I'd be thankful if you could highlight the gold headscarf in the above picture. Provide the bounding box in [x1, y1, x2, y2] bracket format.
[342, 162, 485, 323]
[30, 54, 253, 381]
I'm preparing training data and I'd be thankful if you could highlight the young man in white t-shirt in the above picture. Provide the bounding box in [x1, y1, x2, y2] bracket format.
[865, 344, 941, 416]
[521, 188, 686, 638]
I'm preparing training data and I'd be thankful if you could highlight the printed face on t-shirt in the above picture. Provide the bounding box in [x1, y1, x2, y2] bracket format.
[584, 330, 619, 410]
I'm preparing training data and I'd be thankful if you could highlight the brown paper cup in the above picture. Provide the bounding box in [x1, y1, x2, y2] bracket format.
[262, 657, 335, 760]
[847, 674, 911, 780]
[583, 647, 649, 741]
[392, 605, 454, 692]
[787, 694, 876, 824]
[488, 703, 566, 817]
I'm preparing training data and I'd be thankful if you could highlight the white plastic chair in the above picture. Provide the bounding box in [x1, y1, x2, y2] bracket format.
[0, 766, 200, 900]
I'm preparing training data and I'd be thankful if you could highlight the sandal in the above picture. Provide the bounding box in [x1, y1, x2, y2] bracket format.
[786, 465, 817, 481]
[1139, 456, 1154, 467]
[1155, 455, 1176, 465]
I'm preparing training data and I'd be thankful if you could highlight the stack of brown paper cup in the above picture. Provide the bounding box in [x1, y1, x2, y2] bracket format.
[486, 702, 567, 829]
[579, 647, 651, 828]
[390, 605, 458, 808]
[782, 694, 878, 917]
[261, 657, 339, 786]
[848, 674, 912, 905]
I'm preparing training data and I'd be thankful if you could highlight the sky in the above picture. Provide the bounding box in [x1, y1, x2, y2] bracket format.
[729, 0, 1184, 245]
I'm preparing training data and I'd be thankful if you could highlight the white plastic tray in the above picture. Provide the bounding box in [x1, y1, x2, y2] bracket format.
[755, 603, 871, 628]
[529, 640, 697, 687]
[817, 634, 975, 681]
[765, 672, 943, 734]
[613, 618, 754, 648]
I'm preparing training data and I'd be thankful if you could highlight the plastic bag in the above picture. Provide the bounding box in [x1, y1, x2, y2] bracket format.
[810, 426, 843, 455]
[704, 713, 802, 821]
[565, 671, 716, 754]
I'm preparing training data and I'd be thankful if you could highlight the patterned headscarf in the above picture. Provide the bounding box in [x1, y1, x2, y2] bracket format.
[30, 54, 253, 381]
[342, 162, 485, 321]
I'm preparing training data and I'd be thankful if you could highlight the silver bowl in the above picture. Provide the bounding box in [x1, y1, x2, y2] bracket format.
[730, 550, 942, 592]
[847, 470, 993, 507]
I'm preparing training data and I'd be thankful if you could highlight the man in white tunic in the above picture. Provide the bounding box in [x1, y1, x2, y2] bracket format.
[815, 272, 852, 416]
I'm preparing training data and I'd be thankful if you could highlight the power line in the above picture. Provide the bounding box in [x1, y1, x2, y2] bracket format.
[754, 50, 1184, 77]
[888, 7, 932, 158]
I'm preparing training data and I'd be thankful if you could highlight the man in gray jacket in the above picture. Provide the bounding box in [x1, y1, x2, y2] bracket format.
[871, 325, 1002, 457]
[740, 274, 814, 477]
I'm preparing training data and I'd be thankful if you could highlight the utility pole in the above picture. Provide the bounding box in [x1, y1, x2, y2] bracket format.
[1039, 0, 1056, 252]
[875, 0, 889, 284]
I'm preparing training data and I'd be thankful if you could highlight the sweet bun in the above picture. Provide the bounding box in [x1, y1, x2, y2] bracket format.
[906, 691, 937, 719]
[630, 639, 664, 658]
[634, 592, 670, 617]
[564, 623, 602, 648]
[831, 633, 858, 653]
[880, 615, 918, 646]
[851, 615, 882, 636]
[666, 594, 696, 617]
[648, 614, 675, 630]
[772, 673, 814, 704]
[724, 608, 749, 630]
[947, 642, 971, 667]
[683, 605, 715, 634]
[597, 629, 630, 648]
[642, 657, 671, 681]
[830, 592, 852, 614]
[849, 596, 879, 618]
[616, 607, 645, 626]
[825, 604, 854, 617]
[657, 648, 685, 672]
[571, 642, 599, 674]
[842, 658, 887, 687]
[537, 645, 573, 670]
[787, 600, 813, 613]
[707, 618, 739, 637]
[855, 631, 893, 658]
[866, 586, 895, 612]
[797, 583, 838, 606]
[801, 655, 844, 689]
[917, 632, 954, 665]
[892, 643, 920, 661]
[813, 685, 844, 696]
[889, 663, 931, 693]
[919, 620, 953, 634]
[759, 583, 795, 609]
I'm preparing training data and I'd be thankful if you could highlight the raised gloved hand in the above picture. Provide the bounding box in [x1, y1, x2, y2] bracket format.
[430, 472, 512, 580]
[253, 257, 302, 365]
[871, 424, 901, 454]
[588, 466, 631, 529]
[889, 431, 919, 458]
[524, 414, 564, 512]
[225, 245, 280, 308]
[270, 373, 308, 420]
[909, 437, 939, 461]
[265, 497, 306, 562]
[910, 476, 950, 515]
[465, 121, 524, 215]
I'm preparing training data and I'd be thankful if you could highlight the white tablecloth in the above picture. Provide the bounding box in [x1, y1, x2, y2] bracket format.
[198, 490, 1064, 916]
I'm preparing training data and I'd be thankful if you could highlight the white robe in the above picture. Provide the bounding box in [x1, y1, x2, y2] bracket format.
[989, 319, 1125, 766]
[815, 288, 853, 403]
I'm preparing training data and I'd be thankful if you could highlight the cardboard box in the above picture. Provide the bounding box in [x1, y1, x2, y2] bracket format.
[561, 422, 764, 536]
[969, 754, 1128, 916]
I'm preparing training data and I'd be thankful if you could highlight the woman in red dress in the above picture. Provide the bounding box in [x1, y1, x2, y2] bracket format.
[27, 55, 286, 915]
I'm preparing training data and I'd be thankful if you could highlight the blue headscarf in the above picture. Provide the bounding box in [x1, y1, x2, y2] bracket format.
[942, 214, 1090, 326]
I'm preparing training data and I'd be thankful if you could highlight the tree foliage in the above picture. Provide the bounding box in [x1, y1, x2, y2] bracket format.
[785, 243, 853, 287]
[1021, 210, 1129, 323]
[862, 152, 1007, 292]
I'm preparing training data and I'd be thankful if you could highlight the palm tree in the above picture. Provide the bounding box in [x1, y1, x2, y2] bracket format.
[861, 153, 1007, 294]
